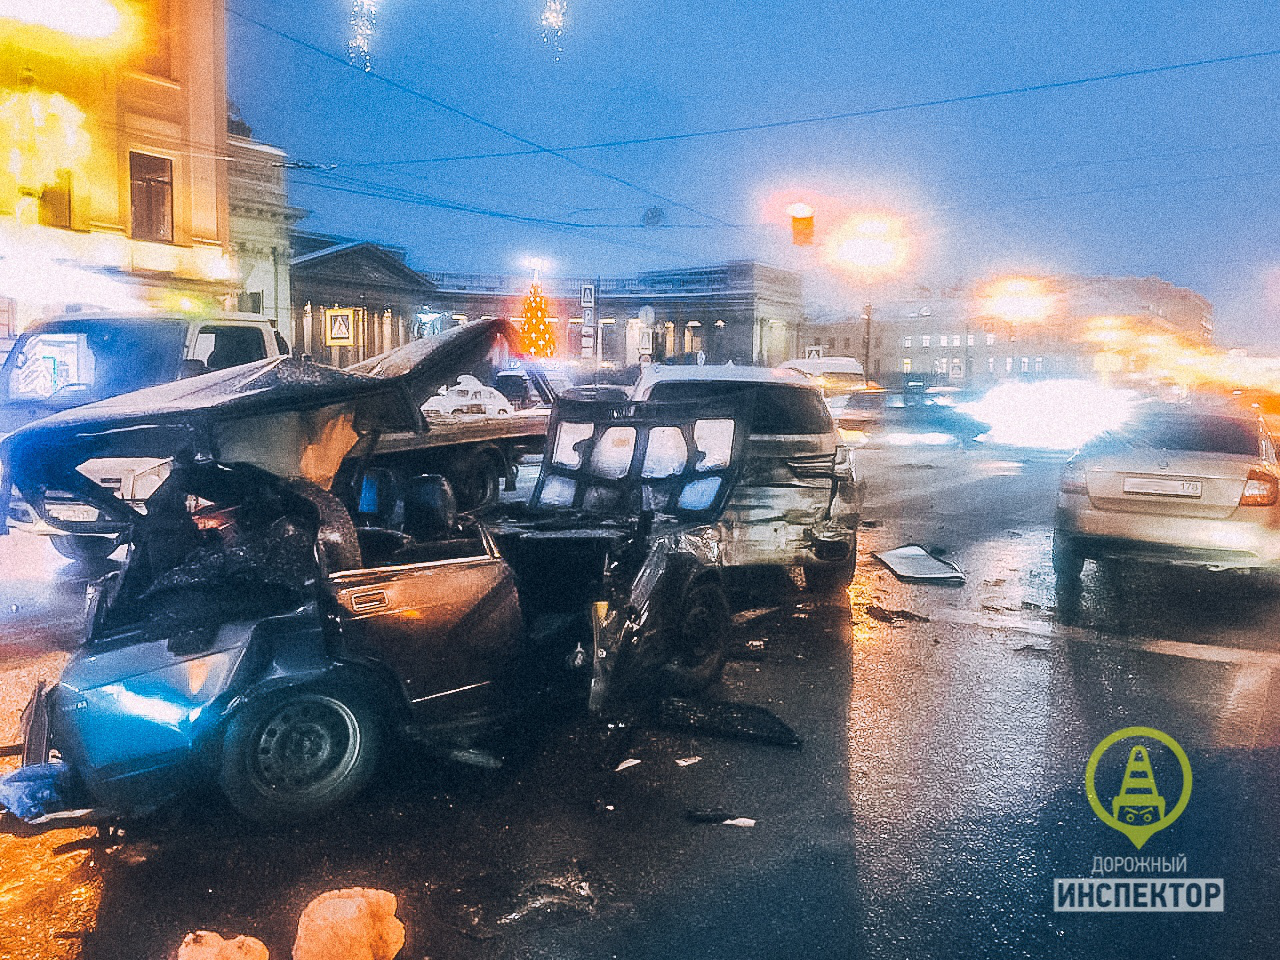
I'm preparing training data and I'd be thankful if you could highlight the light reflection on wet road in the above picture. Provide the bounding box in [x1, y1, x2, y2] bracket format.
[2, 445, 1280, 958]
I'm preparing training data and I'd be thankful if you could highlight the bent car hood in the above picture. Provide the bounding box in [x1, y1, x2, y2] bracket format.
[0, 318, 519, 533]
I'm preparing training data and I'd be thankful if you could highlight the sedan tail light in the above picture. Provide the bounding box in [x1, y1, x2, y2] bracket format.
[1060, 464, 1087, 495]
[1240, 468, 1279, 507]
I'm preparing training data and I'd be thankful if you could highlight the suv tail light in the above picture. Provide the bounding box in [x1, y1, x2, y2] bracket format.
[1060, 464, 1087, 495]
[1241, 468, 1279, 506]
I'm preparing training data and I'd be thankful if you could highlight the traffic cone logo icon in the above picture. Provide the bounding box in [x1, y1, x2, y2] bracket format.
[1111, 745, 1167, 826]
[1085, 727, 1192, 850]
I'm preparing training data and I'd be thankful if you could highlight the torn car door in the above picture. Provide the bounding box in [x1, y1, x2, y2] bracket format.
[330, 552, 523, 716]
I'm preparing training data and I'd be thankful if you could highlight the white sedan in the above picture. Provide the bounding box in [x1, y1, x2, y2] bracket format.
[422, 375, 514, 417]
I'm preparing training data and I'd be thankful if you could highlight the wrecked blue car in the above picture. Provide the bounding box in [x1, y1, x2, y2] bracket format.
[0, 319, 748, 825]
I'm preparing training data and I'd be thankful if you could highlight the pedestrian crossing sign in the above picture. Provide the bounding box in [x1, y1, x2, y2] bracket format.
[325, 308, 355, 346]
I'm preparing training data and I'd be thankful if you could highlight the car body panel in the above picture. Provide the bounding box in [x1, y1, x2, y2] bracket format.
[331, 554, 523, 712]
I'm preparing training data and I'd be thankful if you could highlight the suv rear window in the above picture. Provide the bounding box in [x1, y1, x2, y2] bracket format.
[645, 381, 831, 435]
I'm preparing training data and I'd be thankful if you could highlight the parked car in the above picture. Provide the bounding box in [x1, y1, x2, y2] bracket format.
[1053, 405, 1280, 586]
[0, 319, 740, 826]
[630, 364, 863, 591]
[422, 374, 514, 417]
[0, 312, 288, 561]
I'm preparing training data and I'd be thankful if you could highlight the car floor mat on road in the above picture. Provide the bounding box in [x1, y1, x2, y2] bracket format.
[656, 698, 803, 749]
[873, 544, 966, 585]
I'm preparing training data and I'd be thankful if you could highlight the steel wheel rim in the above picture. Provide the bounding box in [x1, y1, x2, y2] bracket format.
[249, 695, 361, 799]
[676, 589, 723, 668]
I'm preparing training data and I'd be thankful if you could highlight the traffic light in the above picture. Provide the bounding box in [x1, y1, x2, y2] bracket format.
[787, 203, 815, 246]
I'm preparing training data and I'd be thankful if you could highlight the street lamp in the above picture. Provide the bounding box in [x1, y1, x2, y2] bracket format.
[822, 213, 910, 383]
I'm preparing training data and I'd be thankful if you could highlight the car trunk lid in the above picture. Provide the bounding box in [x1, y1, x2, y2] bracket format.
[1084, 452, 1259, 520]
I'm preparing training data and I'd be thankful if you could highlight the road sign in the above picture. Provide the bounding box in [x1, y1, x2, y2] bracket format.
[806, 345, 823, 359]
[581, 284, 595, 307]
[325, 308, 355, 346]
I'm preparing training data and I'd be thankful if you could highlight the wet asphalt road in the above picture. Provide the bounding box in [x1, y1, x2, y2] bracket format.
[2, 445, 1280, 959]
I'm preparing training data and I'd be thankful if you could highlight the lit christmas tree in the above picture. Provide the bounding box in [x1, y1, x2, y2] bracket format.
[519, 282, 557, 357]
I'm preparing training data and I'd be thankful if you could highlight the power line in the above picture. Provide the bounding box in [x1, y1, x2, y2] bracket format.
[322, 45, 1280, 170]
[289, 175, 711, 261]
[226, 5, 743, 230]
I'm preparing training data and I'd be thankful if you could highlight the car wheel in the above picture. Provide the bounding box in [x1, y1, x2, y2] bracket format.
[661, 578, 731, 695]
[219, 686, 382, 824]
[50, 534, 119, 563]
[1052, 532, 1084, 584]
[804, 559, 855, 594]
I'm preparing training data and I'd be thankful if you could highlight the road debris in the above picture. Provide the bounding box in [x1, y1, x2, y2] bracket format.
[731, 607, 778, 626]
[294, 888, 405, 960]
[614, 758, 641, 772]
[675, 756, 702, 767]
[728, 638, 767, 662]
[865, 605, 930, 625]
[873, 544, 966, 585]
[722, 817, 757, 828]
[658, 697, 802, 749]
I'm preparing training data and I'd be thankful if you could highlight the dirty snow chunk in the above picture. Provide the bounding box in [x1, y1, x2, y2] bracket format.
[293, 888, 405, 960]
[178, 931, 269, 960]
[614, 758, 641, 771]
[675, 756, 702, 767]
[722, 817, 756, 828]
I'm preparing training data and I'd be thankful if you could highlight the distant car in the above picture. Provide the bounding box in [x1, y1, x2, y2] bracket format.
[1053, 405, 1280, 586]
[1, 313, 288, 561]
[423, 374, 513, 417]
[630, 365, 863, 590]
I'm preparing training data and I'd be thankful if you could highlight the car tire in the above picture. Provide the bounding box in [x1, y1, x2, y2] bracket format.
[661, 578, 731, 695]
[1052, 532, 1085, 584]
[804, 558, 855, 594]
[453, 450, 504, 512]
[219, 686, 383, 824]
[50, 534, 119, 563]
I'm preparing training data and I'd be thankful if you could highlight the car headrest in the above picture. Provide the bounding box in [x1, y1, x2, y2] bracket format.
[402, 474, 456, 541]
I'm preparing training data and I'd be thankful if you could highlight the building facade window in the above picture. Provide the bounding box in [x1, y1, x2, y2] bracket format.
[130, 152, 173, 242]
[902, 358, 912, 373]
[1021, 356, 1030, 373]
[1035, 356, 1044, 373]
[921, 335, 931, 348]
[987, 356, 995, 373]
[903, 336, 913, 348]
[135, 0, 174, 77]
[1006, 356, 1014, 372]
[952, 335, 961, 347]
[985, 332, 996, 346]
[38, 170, 72, 228]
[967, 334, 975, 347]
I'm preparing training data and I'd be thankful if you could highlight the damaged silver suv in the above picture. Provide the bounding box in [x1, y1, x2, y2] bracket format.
[631, 365, 863, 590]
[0, 320, 747, 827]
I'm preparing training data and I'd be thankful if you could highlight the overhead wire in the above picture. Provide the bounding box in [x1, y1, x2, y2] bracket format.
[225, 4, 744, 230]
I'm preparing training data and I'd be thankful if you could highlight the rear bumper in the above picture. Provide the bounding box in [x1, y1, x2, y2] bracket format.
[1056, 504, 1280, 570]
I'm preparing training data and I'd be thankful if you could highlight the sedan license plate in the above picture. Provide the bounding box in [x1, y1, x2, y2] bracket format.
[46, 503, 99, 522]
[1122, 476, 1202, 498]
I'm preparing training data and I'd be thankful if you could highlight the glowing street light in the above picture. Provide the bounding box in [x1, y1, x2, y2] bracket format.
[0, 0, 125, 39]
[822, 214, 909, 283]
